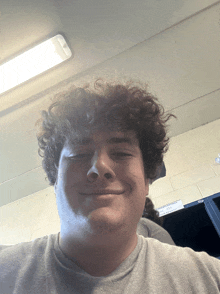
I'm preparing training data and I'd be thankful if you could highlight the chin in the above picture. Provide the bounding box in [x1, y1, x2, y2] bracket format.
[87, 208, 125, 235]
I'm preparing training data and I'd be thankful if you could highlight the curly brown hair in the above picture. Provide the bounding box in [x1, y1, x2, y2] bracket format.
[36, 79, 176, 187]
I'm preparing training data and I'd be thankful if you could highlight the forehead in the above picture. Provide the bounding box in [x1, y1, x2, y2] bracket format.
[66, 130, 139, 147]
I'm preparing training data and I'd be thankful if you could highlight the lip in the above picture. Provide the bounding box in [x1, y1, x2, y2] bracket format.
[79, 189, 124, 196]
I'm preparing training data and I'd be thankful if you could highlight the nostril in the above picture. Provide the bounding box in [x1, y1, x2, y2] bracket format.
[87, 172, 98, 183]
[105, 173, 112, 180]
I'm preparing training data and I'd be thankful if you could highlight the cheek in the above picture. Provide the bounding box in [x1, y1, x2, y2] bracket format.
[120, 169, 147, 196]
[125, 161, 148, 200]
[63, 162, 87, 185]
[125, 160, 146, 184]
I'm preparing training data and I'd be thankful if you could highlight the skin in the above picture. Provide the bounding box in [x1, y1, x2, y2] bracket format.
[54, 129, 149, 276]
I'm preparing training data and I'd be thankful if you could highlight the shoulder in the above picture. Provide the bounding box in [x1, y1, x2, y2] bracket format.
[0, 234, 57, 278]
[138, 217, 164, 231]
[0, 234, 51, 257]
[135, 236, 220, 292]
[137, 218, 175, 245]
[145, 237, 220, 275]
[137, 217, 164, 236]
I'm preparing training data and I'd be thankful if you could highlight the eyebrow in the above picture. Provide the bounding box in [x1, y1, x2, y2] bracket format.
[106, 137, 133, 145]
[68, 137, 134, 146]
[68, 138, 92, 146]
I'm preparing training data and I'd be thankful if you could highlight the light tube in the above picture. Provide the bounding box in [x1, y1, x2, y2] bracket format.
[0, 34, 72, 95]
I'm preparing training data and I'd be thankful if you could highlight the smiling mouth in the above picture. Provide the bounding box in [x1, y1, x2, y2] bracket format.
[80, 190, 124, 196]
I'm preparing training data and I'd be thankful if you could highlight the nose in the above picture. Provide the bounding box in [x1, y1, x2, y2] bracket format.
[87, 150, 115, 183]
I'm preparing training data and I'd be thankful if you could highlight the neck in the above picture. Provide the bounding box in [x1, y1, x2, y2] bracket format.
[58, 231, 138, 277]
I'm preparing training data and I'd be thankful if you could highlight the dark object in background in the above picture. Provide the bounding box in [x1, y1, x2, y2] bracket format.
[162, 193, 220, 259]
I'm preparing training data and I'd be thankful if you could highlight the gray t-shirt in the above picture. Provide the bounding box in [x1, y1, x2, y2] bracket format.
[1, 228, 220, 293]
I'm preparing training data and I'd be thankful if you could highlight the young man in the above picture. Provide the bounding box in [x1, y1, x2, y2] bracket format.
[1, 80, 220, 293]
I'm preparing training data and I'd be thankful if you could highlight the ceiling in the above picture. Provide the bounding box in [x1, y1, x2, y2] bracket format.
[0, 0, 218, 113]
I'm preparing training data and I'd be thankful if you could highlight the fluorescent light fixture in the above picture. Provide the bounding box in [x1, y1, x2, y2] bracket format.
[0, 34, 72, 95]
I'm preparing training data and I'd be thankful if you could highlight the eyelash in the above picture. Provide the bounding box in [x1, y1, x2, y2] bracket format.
[112, 152, 132, 157]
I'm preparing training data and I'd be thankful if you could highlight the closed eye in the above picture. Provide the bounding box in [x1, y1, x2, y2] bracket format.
[112, 152, 132, 158]
[69, 154, 92, 160]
